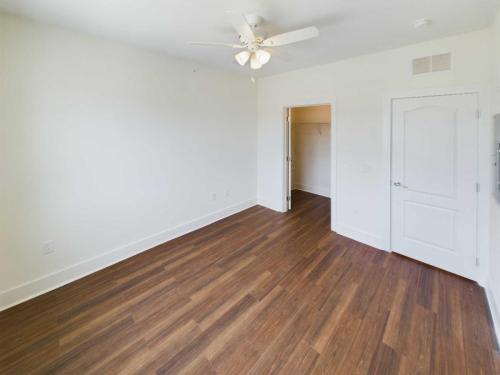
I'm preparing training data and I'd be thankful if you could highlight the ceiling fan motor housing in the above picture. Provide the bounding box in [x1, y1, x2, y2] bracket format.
[245, 14, 264, 29]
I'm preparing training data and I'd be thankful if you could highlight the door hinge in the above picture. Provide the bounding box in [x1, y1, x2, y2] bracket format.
[476, 257, 480, 266]
[287, 196, 291, 201]
[476, 183, 480, 193]
[286, 156, 292, 162]
[476, 110, 481, 120]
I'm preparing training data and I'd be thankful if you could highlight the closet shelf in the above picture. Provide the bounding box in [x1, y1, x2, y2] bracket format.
[293, 122, 330, 125]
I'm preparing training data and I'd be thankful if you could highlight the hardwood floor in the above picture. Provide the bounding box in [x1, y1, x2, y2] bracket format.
[1, 190, 499, 374]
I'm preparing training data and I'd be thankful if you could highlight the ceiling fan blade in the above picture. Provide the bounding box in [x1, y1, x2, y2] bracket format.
[226, 11, 255, 43]
[261, 26, 319, 47]
[189, 41, 245, 49]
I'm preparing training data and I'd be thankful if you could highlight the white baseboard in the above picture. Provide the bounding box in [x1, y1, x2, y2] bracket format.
[485, 279, 500, 345]
[293, 184, 330, 198]
[334, 222, 389, 251]
[0, 199, 257, 312]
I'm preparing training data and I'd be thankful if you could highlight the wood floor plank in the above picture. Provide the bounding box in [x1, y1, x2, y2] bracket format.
[0, 190, 498, 374]
[156, 294, 256, 374]
[367, 343, 400, 375]
[335, 310, 390, 374]
[247, 303, 317, 375]
[278, 340, 319, 375]
[399, 304, 436, 375]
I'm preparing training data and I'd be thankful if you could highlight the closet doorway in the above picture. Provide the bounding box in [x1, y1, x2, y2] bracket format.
[284, 104, 331, 210]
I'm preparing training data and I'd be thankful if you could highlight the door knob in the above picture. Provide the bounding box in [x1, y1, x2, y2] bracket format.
[393, 182, 408, 188]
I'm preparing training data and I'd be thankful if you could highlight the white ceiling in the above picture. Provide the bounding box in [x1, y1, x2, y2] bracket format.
[0, 0, 498, 76]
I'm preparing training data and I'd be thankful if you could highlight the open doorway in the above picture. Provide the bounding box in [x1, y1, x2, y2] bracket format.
[285, 104, 331, 211]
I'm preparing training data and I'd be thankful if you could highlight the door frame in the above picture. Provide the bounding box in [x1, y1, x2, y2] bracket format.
[382, 85, 491, 284]
[285, 108, 292, 210]
[282, 102, 337, 224]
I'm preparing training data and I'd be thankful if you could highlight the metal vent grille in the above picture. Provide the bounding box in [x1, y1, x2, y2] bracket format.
[431, 53, 451, 72]
[412, 57, 431, 75]
[412, 53, 451, 75]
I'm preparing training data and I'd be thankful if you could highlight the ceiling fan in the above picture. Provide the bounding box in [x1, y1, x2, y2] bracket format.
[190, 12, 319, 70]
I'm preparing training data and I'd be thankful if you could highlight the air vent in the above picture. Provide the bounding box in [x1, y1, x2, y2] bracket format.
[412, 57, 431, 75]
[412, 53, 451, 75]
[431, 53, 451, 72]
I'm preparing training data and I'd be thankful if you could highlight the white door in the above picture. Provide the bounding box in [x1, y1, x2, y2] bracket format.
[391, 93, 478, 279]
[286, 108, 292, 210]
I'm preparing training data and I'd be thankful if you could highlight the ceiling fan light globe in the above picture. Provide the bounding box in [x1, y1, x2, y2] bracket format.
[255, 49, 271, 65]
[235, 50, 251, 66]
[250, 53, 262, 69]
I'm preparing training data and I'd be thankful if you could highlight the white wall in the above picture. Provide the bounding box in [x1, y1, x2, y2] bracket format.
[292, 106, 331, 197]
[487, 9, 500, 343]
[0, 13, 257, 309]
[1, 10, 498, 321]
[257, 29, 494, 277]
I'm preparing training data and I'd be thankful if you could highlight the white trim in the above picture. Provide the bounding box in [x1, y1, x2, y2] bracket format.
[335, 222, 389, 251]
[382, 85, 490, 283]
[331, 103, 338, 231]
[383, 85, 485, 101]
[0, 199, 257, 312]
[485, 279, 500, 345]
[292, 184, 330, 198]
[282, 107, 289, 212]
